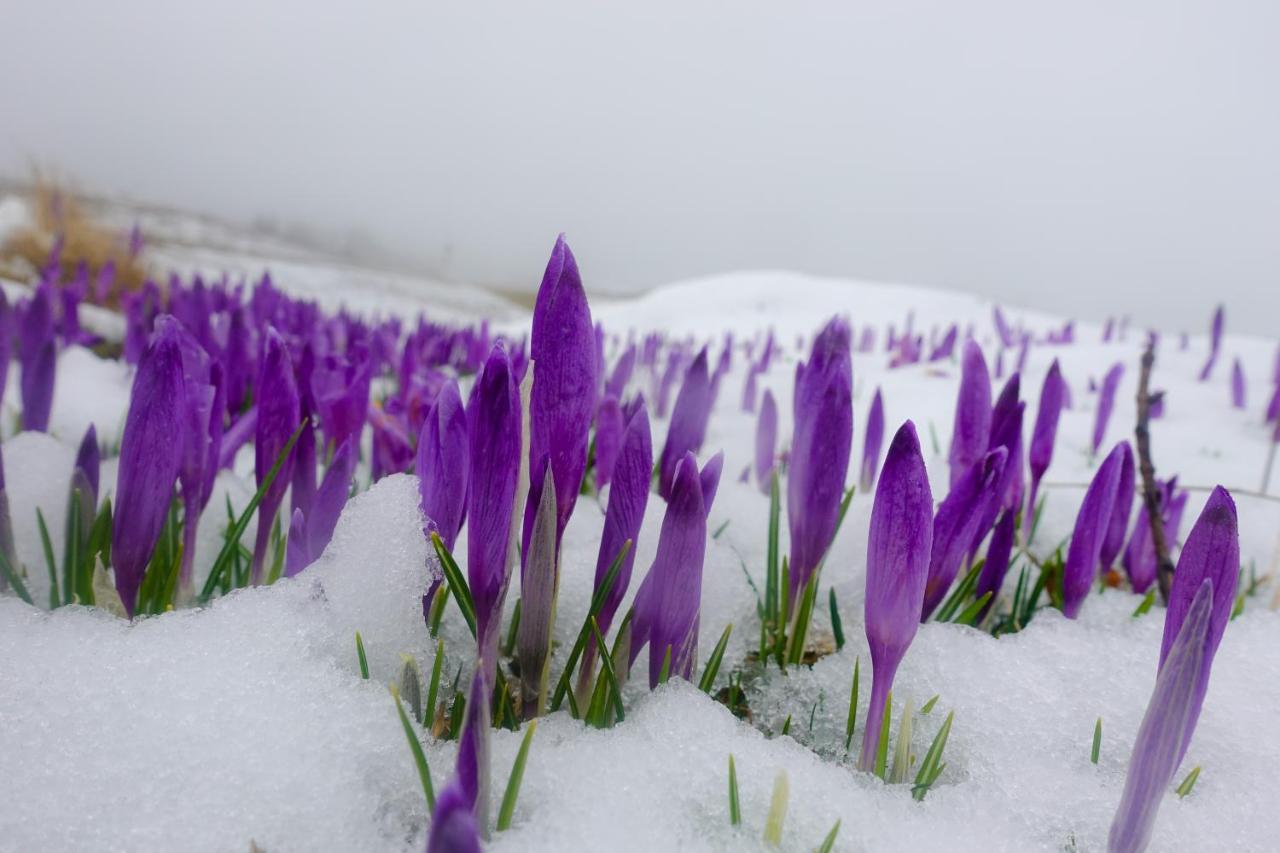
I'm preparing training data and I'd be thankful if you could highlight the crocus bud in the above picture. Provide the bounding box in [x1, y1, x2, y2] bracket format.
[787, 317, 853, 606]
[860, 387, 885, 492]
[517, 466, 557, 717]
[1027, 359, 1065, 526]
[1122, 480, 1188, 594]
[606, 343, 636, 401]
[251, 329, 300, 584]
[468, 344, 522, 670]
[948, 340, 992, 489]
[592, 399, 653, 635]
[1091, 363, 1125, 455]
[1061, 442, 1126, 618]
[1230, 357, 1246, 409]
[524, 234, 596, 554]
[1197, 304, 1224, 381]
[754, 389, 778, 494]
[454, 668, 492, 835]
[417, 379, 469, 551]
[427, 781, 483, 853]
[284, 437, 356, 577]
[1098, 441, 1135, 571]
[974, 508, 1016, 621]
[1108, 579, 1214, 853]
[658, 348, 713, 499]
[593, 396, 624, 490]
[921, 448, 1006, 621]
[859, 421, 933, 771]
[112, 320, 187, 615]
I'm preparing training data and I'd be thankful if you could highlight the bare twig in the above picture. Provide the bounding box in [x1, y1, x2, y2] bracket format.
[1134, 343, 1176, 604]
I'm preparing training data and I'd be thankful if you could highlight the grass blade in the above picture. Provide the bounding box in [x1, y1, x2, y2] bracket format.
[1176, 765, 1201, 798]
[36, 508, 58, 610]
[1091, 717, 1102, 764]
[829, 588, 845, 650]
[763, 771, 789, 847]
[817, 820, 841, 853]
[496, 721, 537, 831]
[911, 710, 954, 801]
[874, 690, 893, 780]
[589, 616, 625, 723]
[844, 657, 859, 750]
[355, 632, 369, 679]
[698, 623, 733, 693]
[548, 540, 632, 712]
[0, 548, 33, 605]
[391, 686, 435, 810]
[430, 532, 476, 638]
[727, 754, 741, 825]
[426, 639, 444, 731]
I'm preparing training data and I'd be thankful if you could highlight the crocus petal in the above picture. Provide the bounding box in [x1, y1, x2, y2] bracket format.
[427, 780, 483, 853]
[593, 400, 653, 635]
[1230, 357, 1246, 408]
[524, 234, 596, 552]
[1098, 441, 1136, 571]
[1060, 442, 1126, 618]
[699, 451, 724, 516]
[112, 320, 186, 615]
[860, 387, 885, 492]
[593, 396, 624, 490]
[658, 348, 714, 499]
[1159, 487, 1238, 673]
[859, 421, 933, 771]
[754, 389, 778, 494]
[974, 508, 1016, 621]
[1027, 359, 1066, 524]
[1197, 304, 1224, 381]
[251, 328, 300, 584]
[948, 340, 992, 489]
[20, 338, 56, 433]
[786, 317, 853, 603]
[516, 466, 557, 717]
[920, 448, 1006, 621]
[606, 343, 636, 401]
[73, 423, 100, 508]
[1108, 579, 1214, 853]
[284, 508, 310, 578]
[1091, 362, 1125, 455]
[417, 379, 469, 551]
[301, 437, 356, 566]
[454, 668, 491, 834]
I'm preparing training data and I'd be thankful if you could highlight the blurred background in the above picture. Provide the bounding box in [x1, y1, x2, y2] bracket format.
[2, 1, 1277, 332]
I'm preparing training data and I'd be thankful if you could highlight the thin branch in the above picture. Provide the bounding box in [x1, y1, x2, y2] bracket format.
[1134, 342, 1176, 604]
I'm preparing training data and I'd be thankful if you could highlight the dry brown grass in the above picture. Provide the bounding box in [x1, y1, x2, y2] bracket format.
[0, 178, 147, 307]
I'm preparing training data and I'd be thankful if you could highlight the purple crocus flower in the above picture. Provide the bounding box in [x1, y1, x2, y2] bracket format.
[72, 424, 100, 511]
[974, 508, 1016, 620]
[1108, 579, 1214, 853]
[284, 438, 356, 577]
[417, 379, 469, 551]
[1091, 362, 1125, 456]
[657, 347, 713, 499]
[921, 448, 1006, 621]
[787, 317, 853, 606]
[928, 324, 957, 361]
[1230, 357, 1246, 409]
[467, 344, 522, 670]
[313, 353, 372, 455]
[1098, 441, 1135, 571]
[523, 234, 596, 554]
[593, 396, 624, 490]
[754, 388, 778, 494]
[630, 451, 716, 686]
[251, 329, 300, 584]
[1197, 304, 1224, 381]
[1060, 442, 1126, 618]
[426, 781, 483, 853]
[606, 343, 636, 400]
[592, 399, 652, 636]
[516, 466, 557, 716]
[112, 321, 187, 615]
[859, 421, 933, 771]
[741, 364, 759, 413]
[19, 292, 56, 433]
[948, 340, 992, 489]
[454, 668, 492, 834]
[860, 387, 885, 492]
[0, 292, 11, 406]
[1122, 479, 1189, 594]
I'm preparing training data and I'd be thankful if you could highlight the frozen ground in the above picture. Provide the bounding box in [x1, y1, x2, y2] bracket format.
[1, 245, 1279, 851]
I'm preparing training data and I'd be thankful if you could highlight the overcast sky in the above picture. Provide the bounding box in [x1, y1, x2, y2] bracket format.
[2, 1, 1277, 333]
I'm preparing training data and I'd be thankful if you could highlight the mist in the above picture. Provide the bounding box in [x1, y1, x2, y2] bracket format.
[2, 1, 1277, 333]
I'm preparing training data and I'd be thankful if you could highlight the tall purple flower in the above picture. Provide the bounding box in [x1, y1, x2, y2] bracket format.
[592, 400, 653, 636]
[426, 781, 483, 853]
[1091, 362, 1125, 456]
[523, 234, 596, 554]
[921, 448, 1006, 621]
[251, 329, 300, 584]
[1197, 304, 1224, 381]
[1123, 480, 1188, 594]
[1060, 442, 1126, 618]
[19, 287, 56, 433]
[787, 317, 853, 605]
[112, 321, 186, 615]
[658, 347, 713, 499]
[593, 396, 624, 490]
[754, 388, 778, 494]
[467, 344, 522, 670]
[1230, 357, 1246, 409]
[1159, 487, 1238, 678]
[284, 438, 356, 577]
[606, 343, 636, 400]
[948, 340, 992, 489]
[453, 668, 492, 834]
[417, 379, 469, 551]
[860, 387, 885, 492]
[859, 421, 933, 771]
[1108, 579, 1215, 853]
[1027, 359, 1065, 526]
[1098, 441, 1135, 571]
[974, 508, 1016, 621]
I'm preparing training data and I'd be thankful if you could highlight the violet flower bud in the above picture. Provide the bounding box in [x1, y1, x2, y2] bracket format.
[593, 396, 624, 490]
[1091, 362, 1125, 456]
[921, 448, 1006, 621]
[974, 508, 1016, 621]
[1060, 442, 1126, 618]
[251, 328, 300, 584]
[658, 347, 713, 499]
[1098, 441, 1135, 571]
[860, 387, 885, 492]
[592, 399, 652, 636]
[859, 421, 933, 771]
[1122, 479, 1188, 594]
[786, 317, 853, 605]
[1159, 487, 1238, 678]
[1230, 357, 1246, 409]
[454, 668, 491, 834]
[754, 388, 778, 494]
[426, 781, 483, 853]
[948, 340, 992, 489]
[606, 343, 636, 401]
[285, 437, 356, 577]
[417, 379, 469, 551]
[516, 466, 557, 717]
[1197, 304, 1224, 381]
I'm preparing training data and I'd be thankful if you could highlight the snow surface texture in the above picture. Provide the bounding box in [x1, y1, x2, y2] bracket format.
[3, 271, 1280, 852]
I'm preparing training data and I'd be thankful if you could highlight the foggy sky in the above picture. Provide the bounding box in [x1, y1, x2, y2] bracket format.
[2, 1, 1277, 334]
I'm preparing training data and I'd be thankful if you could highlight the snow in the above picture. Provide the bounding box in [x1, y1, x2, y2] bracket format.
[3, 268, 1280, 852]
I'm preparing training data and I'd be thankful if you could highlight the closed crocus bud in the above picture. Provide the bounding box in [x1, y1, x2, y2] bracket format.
[1230, 357, 1246, 409]
[787, 317, 853, 606]
[1197, 304, 1224, 381]
[468, 344, 522, 670]
[72, 423, 100, 512]
[20, 336, 56, 433]
[1108, 579, 1215, 853]
[1026, 359, 1065, 526]
[974, 508, 1016, 621]
[417, 379, 469, 551]
[630, 452, 712, 687]
[313, 353, 372, 455]
[1092, 363, 1125, 455]
[860, 387, 885, 492]
[593, 396, 624, 490]
[0, 292, 11, 406]
[250, 329, 300, 584]
[285, 437, 357, 578]
[517, 466, 557, 717]
[928, 325, 958, 361]
[658, 347, 713, 499]
[523, 234, 596, 555]
[606, 343, 636, 401]
[949, 340, 992, 489]
[454, 668, 492, 835]
[921, 448, 1006, 621]
[1060, 442, 1126, 618]
[112, 320, 187, 615]
[1098, 441, 1136, 571]
[859, 421, 933, 771]
[426, 781, 483, 853]
[593, 400, 653, 635]
[755, 388, 778, 494]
